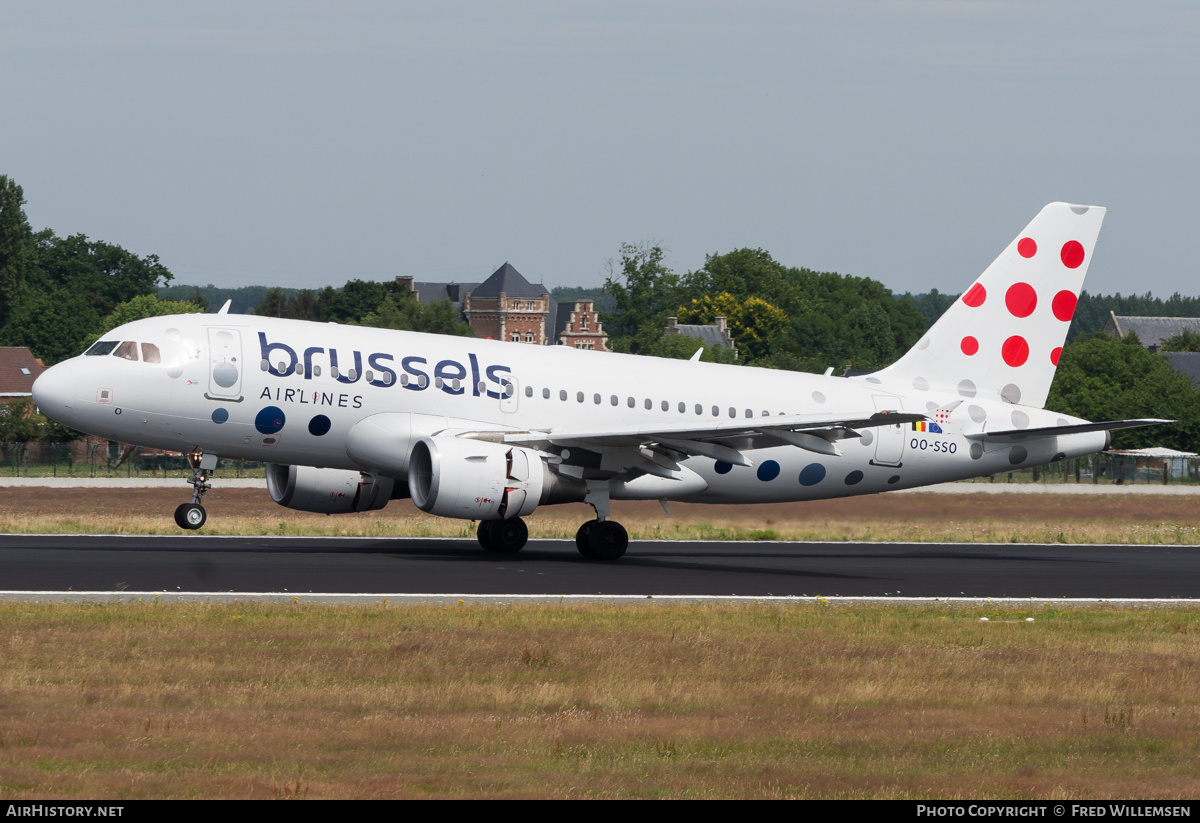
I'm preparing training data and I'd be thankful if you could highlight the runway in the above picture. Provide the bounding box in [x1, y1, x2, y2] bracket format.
[1, 534, 1197, 600]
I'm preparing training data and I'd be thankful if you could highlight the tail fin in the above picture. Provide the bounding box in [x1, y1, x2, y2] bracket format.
[876, 202, 1105, 409]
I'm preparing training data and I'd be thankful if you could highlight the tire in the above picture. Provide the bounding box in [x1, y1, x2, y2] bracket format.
[587, 520, 628, 561]
[477, 520, 497, 551]
[575, 520, 596, 558]
[175, 502, 206, 530]
[491, 518, 528, 553]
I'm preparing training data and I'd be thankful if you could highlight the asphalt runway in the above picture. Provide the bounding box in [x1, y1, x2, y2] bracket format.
[1, 535, 1197, 599]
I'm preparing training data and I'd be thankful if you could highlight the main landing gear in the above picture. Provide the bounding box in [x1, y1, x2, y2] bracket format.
[472, 483, 631, 561]
[477, 518, 529, 553]
[174, 450, 217, 531]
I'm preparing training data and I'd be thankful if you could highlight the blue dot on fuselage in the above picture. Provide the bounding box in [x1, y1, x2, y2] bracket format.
[714, 460, 733, 475]
[255, 406, 286, 434]
[308, 415, 331, 436]
[756, 460, 780, 481]
[799, 463, 827, 486]
[211, 408, 229, 424]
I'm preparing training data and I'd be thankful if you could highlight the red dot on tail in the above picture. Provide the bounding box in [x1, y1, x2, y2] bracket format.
[1005, 282, 1037, 318]
[1061, 240, 1085, 269]
[1052, 290, 1078, 322]
[962, 283, 986, 307]
[961, 336, 979, 356]
[1050, 347, 1062, 366]
[1002, 336, 1029, 367]
[1017, 237, 1037, 258]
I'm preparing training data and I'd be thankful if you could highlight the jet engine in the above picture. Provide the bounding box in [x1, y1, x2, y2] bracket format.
[407, 435, 584, 520]
[266, 464, 395, 514]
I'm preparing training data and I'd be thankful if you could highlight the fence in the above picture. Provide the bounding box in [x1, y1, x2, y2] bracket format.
[1, 439, 265, 478]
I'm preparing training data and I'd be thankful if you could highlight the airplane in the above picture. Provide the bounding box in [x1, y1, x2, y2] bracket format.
[31, 202, 1166, 560]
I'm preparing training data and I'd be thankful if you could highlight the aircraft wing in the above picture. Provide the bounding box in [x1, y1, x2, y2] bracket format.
[964, 418, 1172, 443]
[493, 410, 927, 468]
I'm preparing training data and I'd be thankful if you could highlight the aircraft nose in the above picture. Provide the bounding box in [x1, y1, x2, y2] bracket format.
[32, 361, 79, 426]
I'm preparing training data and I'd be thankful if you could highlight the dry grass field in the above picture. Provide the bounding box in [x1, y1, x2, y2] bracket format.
[1, 601, 1199, 799]
[0, 486, 1198, 544]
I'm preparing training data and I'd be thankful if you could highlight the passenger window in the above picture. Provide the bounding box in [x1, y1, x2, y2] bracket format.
[728, 407, 736, 418]
[85, 341, 119, 356]
[504, 382, 514, 397]
[610, 395, 618, 406]
[141, 343, 161, 363]
[313, 365, 322, 377]
[745, 409, 752, 418]
[627, 397, 635, 408]
[331, 367, 341, 379]
[114, 341, 139, 361]
[593, 393, 601, 404]
[661, 400, 669, 411]
[695, 404, 702, 415]
[543, 388, 550, 399]
[401, 374, 410, 386]
[678, 402, 685, 413]
[559, 389, 567, 401]
[712, 406, 719, 416]
[365, 370, 374, 382]
[525, 386, 533, 398]
[644, 398, 652, 410]
[435, 377, 444, 389]
[577, 391, 584, 403]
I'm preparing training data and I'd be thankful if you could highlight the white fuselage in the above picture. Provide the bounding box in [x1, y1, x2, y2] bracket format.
[32, 313, 1104, 504]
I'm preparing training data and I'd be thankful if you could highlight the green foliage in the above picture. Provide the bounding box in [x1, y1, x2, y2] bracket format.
[1047, 334, 1200, 450]
[160, 284, 288, 315]
[0, 398, 75, 443]
[1161, 329, 1200, 353]
[677, 292, 788, 362]
[602, 243, 686, 354]
[1069, 291, 1200, 341]
[0, 290, 102, 366]
[31, 231, 174, 318]
[637, 332, 738, 364]
[359, 293, 475, 337]
[0, 176, 36, 328]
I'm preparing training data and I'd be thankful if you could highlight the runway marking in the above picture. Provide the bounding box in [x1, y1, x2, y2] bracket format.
[1, 591, 1198, 606]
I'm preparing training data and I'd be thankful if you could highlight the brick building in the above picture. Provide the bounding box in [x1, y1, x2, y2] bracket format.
[397, 263, 608, 350]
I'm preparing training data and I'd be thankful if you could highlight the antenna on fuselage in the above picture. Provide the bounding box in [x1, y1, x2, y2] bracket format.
[217, 300, 231, 315]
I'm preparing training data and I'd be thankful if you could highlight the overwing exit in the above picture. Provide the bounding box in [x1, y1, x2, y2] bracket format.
[31, 203, 1168, 560]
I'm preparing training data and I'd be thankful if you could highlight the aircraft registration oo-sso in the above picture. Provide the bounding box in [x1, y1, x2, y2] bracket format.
[32, 203, 1166, 560]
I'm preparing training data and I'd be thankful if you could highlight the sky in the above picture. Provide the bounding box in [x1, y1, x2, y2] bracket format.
[2, 1, 1198, 297]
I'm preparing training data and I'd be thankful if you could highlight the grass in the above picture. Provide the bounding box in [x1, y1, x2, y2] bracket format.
[2, 507, 1200, 546]
[1, 601, 1199, 799]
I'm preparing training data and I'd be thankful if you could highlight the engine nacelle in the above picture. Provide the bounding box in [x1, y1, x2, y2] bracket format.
[266, 464, 394, 514]
[408, 436, 559, 520]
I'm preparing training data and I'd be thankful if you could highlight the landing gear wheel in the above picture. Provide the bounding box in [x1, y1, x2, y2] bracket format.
[478, 518, 528, 553]
[575, 520, 596, 559]
[586, 520, 628, 561]
[174, 502, 207, 530]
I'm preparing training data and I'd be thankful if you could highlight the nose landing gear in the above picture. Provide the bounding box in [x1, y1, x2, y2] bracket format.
[175, 450, 218, 531]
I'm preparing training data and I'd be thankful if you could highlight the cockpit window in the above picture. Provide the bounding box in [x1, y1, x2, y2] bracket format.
[114, 341, 139, 361]
[141, 343, 161, 364]
[85, 341, 119, 356]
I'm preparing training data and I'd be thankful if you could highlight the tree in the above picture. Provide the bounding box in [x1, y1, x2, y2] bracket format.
[1161, 329, 1200, 353]
[359, 293, 475, 337]
[1047, 333, 1200, 451]
[0, 290, 102, 365]
[676, 292, 789, 362]
[0, 176, 35, 328]
[601, 243, 685, 353]
[32, 231, 174, 317]
[93, 294, 204, 338]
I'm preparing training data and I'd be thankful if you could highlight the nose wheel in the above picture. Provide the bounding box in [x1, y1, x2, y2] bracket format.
[176, 449, 218, 531]
[174, 502, 207, 530]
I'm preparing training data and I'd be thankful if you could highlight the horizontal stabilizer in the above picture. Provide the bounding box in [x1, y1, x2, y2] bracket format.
[965, 418, 1172, 443]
